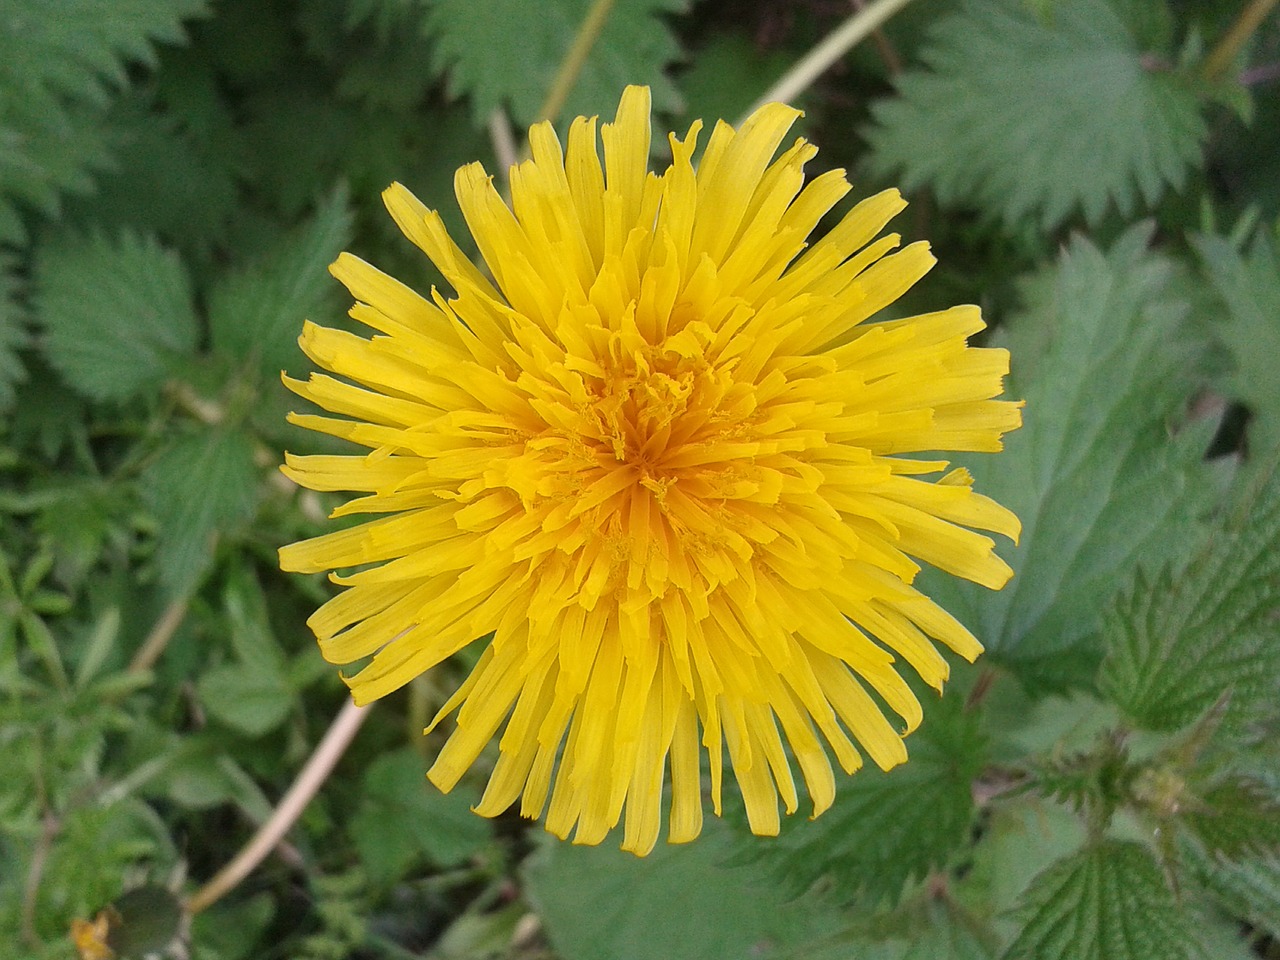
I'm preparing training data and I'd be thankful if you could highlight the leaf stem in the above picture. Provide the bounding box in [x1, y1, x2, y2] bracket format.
[535, 0, 618, 126]
[1203, 0, 1280, 82]
[127, 595, 190, 675]
[743, 0, 918, 120]
[185, 698, 369, 916]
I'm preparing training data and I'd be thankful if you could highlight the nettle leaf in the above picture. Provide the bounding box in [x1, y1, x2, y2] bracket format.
[350, 749, 490, 882]
[207, 186, 352, 380]
[922, 227, 1216, 688]
[1191, 847, 1280, 942]
[1099, 463, 1280, 732]
[0, 0, 209, 239]
[0, 253, 27, 408]
[865, 0, 1206, 231]
[851, 901, 997, 960]
[523, 818, 842, 960]
[426, 0, 688, 127]
[140, 424, 258, 597]
[1183, 777, 1280, 861]
[1193, 229, 1280, 454]
[33, 228, 198, 401]
[751, 694, 986, 906]
[1003, 841, 1203, 960]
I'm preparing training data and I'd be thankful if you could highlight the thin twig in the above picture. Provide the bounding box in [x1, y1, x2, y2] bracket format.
[743, 0, 918, 120]
[535, 0, 618, 126]
[853, 0, 904, 74]
[1203, 0, 1280, 82]
[21, 811, 58, 947]
[127, 595, 190, 675]
[185, 699, 369, 916]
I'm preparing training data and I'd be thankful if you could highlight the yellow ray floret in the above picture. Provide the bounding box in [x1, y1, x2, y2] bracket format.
[279, 85, 1023, 856]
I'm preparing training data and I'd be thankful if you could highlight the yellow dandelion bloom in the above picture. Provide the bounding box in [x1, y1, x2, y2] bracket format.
[279, 86, 1022, 855]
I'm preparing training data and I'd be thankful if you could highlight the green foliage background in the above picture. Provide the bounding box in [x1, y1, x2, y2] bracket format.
[2, 0, 1279, 958]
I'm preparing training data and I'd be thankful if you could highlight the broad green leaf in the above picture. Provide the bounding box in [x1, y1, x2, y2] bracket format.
[1003, 840, 1203, 960]
[0, 253, 26, 407]
[523, 818, 843, 960]
[197, 662, 293, 737]
[924, 228, 1216, 687]
[0, 0, 209, 239]
[865, 0, 1206, 231]
[207, 186, 352, 379]
[748, 693, 986, 906]
[33, 229, 198, 401]
[1099, 463, 1280, 732]
[1193, 228, 1280, 454]
[1182, 777, 1280, 862]
[140, 425, 258, 597]
[425, 0, 688, 128]
[842, 901, 997, 960]
[349, 749, 490, 881]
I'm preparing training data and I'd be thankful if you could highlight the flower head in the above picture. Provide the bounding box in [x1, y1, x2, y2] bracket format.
[279, 86, 1022, 855]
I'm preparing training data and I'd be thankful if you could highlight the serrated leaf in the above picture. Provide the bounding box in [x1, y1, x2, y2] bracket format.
[847, 901, 997, 960]
[922, 227, 1216, 687]
[207, 186, 352, 379]
[523, 818, 843, 960]
[1099, 463, 1280, 731]
[1190, 848, 1280, 942]
[1193, 228, 1280, 454]
[33, 229, 198, 401]
[140, 425, 258, 597]
[1183, 777, 1280, 861]
[751, 695, 986, 906]
[0, 0, 209, 238]
[865, 0, 1206, 231]
[426, 0, 688, 128]
[1003, 841, 1203, 960]
[350, 749, 490, 882]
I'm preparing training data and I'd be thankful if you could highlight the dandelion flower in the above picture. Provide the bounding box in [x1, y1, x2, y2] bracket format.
[279, 86, 1022, 855]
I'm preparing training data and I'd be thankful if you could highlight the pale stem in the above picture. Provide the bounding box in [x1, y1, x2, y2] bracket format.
[743, 0, 918, 120]
[488, 108, 519, 186]
[127, 595, 190, 675]
[535, 0, 618, 126]
[185, 698, 370, 916]
[1203, 0, 1280, 81]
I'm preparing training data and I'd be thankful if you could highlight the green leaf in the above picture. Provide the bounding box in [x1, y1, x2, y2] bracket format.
[350, 749, 490, 881]
[426, 0, 688, 128]
[676, 29, 794, 128]
[1099, 463, 1280, 732]
[197, 662, 293, 737]
[1193, 228, 1280, 454]
[923, 227, 1216, 687]
[523, 818, 843, 960]
[33, 228, 198, 401]
[140, 425, 258, 597]
[1191, 848, 1280, 942]
[0, 253, 27, 408]
[1182, 777, 1280, 862]
[844, 901, 997, 960]
[749, 694, 986, 906]
[865, 0, 1206, 231]
[0, 0, 209, 239]
[207, 186, 352, 379]
[1003, 840, 1203, 960]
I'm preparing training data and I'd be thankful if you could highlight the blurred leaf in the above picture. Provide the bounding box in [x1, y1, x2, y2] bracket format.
[106, 884, 183, 956]
[33, 228, 198, 401]
[524, 818, 843, 960]
[1099, 462, 1280, 732]
[350, 748, 489, 881]
[189, 892, 273, 960]
[1194, 228, 1280, 453]
[207, 185, 352, 379]
[924, 227, 1217, 688]
[0, 253, 27, 408]
[1003, 840, 1203, 960]
[1191, 847, 1280, 942]
[843, 900, 997, 960]
[426, 0, 688, 127]
[1182, 777, 1280, 862]
[748, 694, 986, 906]
[197, 662, 292, 737]
[676, 29, 794, 127]
[140, 424, 258, 597]
[866, 0, 1206, 231]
